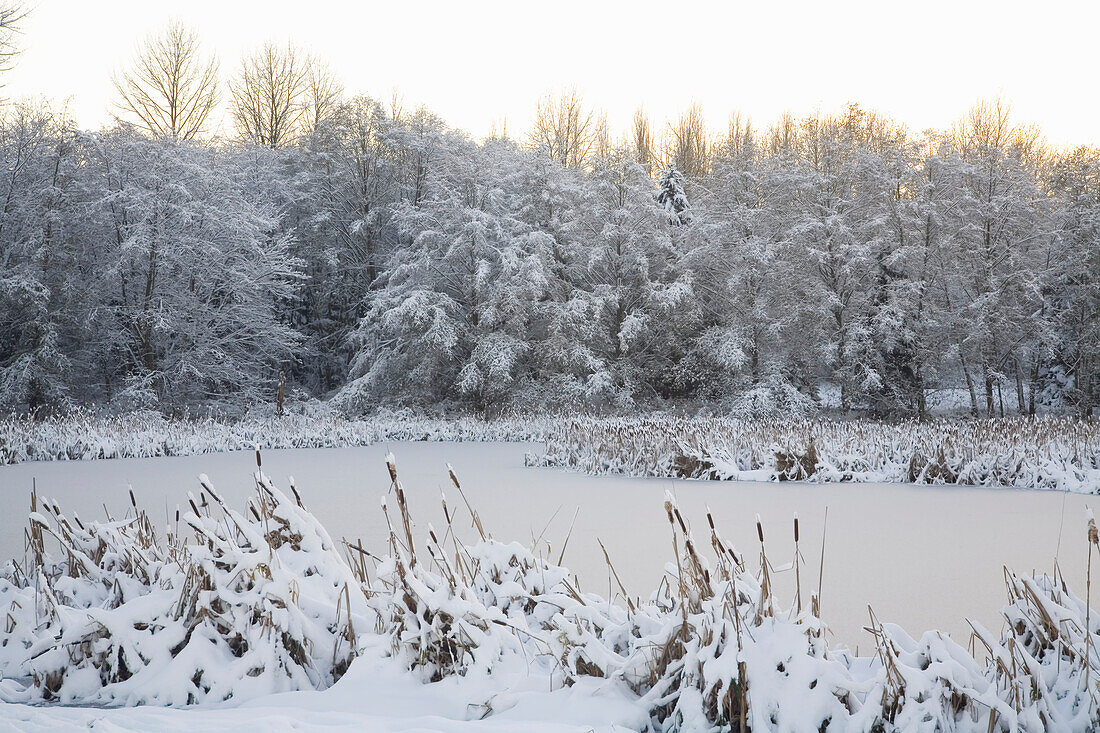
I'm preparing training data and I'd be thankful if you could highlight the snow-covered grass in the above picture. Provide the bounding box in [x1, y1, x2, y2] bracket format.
[537, 415, 1100, 493]
[0, 408, 546, 465]
[4, 454, 1100, 730]
[5, 409, 1100, 493]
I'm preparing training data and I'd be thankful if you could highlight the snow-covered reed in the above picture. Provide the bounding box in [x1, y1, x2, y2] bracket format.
[6, 409, 1099, 492]
[537, 415, 1100, 493]
[4, 455, 1100, 730]
[0, 408, 546, 465]
[0, 459, 369, 705]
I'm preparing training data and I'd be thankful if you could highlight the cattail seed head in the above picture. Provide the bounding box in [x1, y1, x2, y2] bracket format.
[386, 452, 398, 484]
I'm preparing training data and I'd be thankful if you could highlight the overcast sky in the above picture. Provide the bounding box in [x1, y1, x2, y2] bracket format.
[7, 0, 1099, 147]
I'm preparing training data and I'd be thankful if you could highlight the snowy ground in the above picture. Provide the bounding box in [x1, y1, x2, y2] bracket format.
[0, 656, 646, 731]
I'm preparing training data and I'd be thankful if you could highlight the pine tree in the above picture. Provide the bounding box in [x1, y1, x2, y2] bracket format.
[657, 164, 692, 225]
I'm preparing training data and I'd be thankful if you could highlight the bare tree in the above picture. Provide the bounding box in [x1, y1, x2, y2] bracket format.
[229, 42, 308, 148]
[302, 56, 343, 135]
[767, 111, 799, 154]
[593, 112, 612, 162]
[112, 21, 219, 141]
[724, 110, 753, 157]
[632, 106, 654, 173]
[665, 103, 710, 178]
[0, 2, 27, 77]
[529, 88, 598, 168]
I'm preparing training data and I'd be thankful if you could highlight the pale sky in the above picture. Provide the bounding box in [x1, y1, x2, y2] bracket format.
[6, 0, 1100, 148]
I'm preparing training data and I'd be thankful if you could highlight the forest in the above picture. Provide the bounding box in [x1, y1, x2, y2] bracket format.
[0, 22, 1097, 420]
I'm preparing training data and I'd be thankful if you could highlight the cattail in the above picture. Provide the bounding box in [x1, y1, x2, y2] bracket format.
[756, 513, 764, 543]
[447, 463, 460, 490]
[794, 512, 800, 543]
[255, 449, 262, 468]
[386, 452, 398, 484]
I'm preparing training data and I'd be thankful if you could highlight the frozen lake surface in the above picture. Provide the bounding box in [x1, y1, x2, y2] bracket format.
[0, 441, 1092, 650]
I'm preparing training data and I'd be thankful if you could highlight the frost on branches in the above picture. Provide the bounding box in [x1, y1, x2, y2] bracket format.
[0, 100, 1098, 417]
[3, 457, 1100, 730]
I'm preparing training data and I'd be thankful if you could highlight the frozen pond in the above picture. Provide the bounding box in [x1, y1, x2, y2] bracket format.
[0, 441, 1093, 650]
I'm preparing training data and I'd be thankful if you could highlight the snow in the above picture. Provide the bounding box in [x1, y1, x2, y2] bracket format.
[0, 658, 645, 731]
[4, 456, 1100, 730]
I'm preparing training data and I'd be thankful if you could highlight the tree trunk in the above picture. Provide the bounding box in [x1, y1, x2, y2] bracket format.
[984, 368, 994, 418]
[1014, 361, 1026, 415]
[915, 367, 927, 422]
[1029, 361, 1038, 416]
[961, 354, 979, 417]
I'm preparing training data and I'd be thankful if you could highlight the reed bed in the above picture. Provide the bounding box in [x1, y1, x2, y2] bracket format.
[3, 455, 1100, 729]
[0, 409, 547, 465]
[537, 415, 1100, 493]
[5, 410, 1099, 492]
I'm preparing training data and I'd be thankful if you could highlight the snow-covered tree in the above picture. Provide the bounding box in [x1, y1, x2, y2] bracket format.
[656, 164, 692, 225]
[0, 103, 77, 412]
[82, 130, 303, 410]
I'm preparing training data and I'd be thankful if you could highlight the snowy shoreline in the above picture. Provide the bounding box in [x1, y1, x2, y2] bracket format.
[4, 411, 1099, 494]
[0, 411, 547, 465]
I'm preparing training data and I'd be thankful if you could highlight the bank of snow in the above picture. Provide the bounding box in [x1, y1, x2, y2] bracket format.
[0, 658, 646, 732]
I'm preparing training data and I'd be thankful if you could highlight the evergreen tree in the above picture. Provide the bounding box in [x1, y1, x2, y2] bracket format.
[656, 164, 692, 225]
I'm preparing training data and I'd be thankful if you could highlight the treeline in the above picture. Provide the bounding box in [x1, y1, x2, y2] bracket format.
[0, 24, 1097, 418]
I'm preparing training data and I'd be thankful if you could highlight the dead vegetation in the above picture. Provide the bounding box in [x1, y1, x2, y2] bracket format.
[538, 415, 1100, 492]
